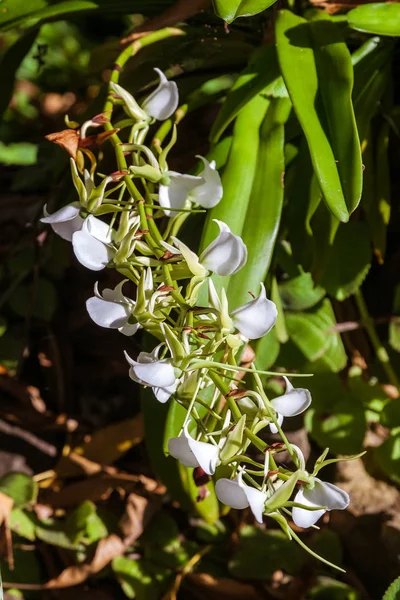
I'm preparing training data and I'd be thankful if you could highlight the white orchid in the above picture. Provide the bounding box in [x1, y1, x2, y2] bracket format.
[200, 220, 247, 276]
[215, 472, 268, 524]
[162, 220, 247, 278]
[168, 423, 220, 475]
[230, 283, 277, 339]
[142, 68, 179, 120]
[158, 157, 223, 217]
[41, 202, 84, 241]
[124, 345, 179, 403]
[291, 446, 350, 528]
[86, 280, 139, 336]
[72, 215, 114, 271]
[110, 68, 178, 122]
[269, 376, 312, 434]
[159, 172, 203, 217]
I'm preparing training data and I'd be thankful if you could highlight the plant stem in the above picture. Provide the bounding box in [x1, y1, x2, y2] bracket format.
[354, 289, 400, 392]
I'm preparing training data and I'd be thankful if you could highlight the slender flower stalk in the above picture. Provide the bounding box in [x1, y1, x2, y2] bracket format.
[40, 34, 356, 570]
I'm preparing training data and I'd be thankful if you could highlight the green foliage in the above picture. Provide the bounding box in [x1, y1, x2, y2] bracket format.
[382, 576, 400, 600]
[213, 0, 278, 23]
[0, 473, 37, 508]
[347, 4, 400, 37]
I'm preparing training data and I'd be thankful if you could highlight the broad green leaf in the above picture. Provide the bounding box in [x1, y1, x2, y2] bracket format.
[0, 31, 37, 120]
[352, 38, 393, 142]
[10, 508, 36, 541]
[320, 222, 372, 301]
[309, 200, 340, 284]
[348, 366, 390, 422]
[279, 271, 325, 312]
[304, 373, 366, 454]
[382, 576, 400, 600]
[36, 521, 86, 550]
[374, 434, 400, 484]
[0, 473, 37, 508]
[253, 328, 280, 371]
[348, 4, 400, 37]
[227, 97, 292, 309]
[210, 45, 282, 143]
[229, 526, 305, 580]
[310, 530, 343, 568]
[0, 142, 38, 165]
[65, 501, 108, 545]
[276, 10, 362, 222]
[113, 555, 170, 600]
[308, 576, 358, 600]
[285, 299, 347, 372]
[368, 122, 391, 262]
[213, 0, 278, 23]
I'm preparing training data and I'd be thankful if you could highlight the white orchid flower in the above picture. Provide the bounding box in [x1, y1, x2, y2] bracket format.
[269, 376, 312, 434]
[41, 202, 84, 241]
[290, 446, 350, 528]
[230, 283, 277, 339]
[72, 215, 114, 271]
[86, 280, 139, 336]
[159, 172, 203, 217]
[142, 68, 179, 120]
[124, 346, 179, 403]
[215, 471, 268, 524]
[168, 423, 220, 475]
[109, 82, 148, 121]
[200, 220, 247, 276]
[190, 156, 223, 209]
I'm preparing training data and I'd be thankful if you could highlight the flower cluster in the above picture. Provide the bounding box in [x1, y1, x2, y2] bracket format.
[41, 65, 351, 565]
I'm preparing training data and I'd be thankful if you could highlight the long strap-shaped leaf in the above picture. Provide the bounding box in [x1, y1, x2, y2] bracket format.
[276, 10, 362, 222]
[227, 97, 292, 309]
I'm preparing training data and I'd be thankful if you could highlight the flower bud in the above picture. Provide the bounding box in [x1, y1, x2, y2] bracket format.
[142, 68, 179, 120]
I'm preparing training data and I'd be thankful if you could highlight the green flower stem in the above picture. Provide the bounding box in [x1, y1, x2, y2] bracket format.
[221, 455, 264, 469]
[189, 360, 313, 378]
[209, 371, 267, 452]
[289, 528, 345, 572]
[354, 289, 400, 392]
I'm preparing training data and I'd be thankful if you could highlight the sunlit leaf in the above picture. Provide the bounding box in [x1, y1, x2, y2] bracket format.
[347, 3, 400, 37]
[213, 0, 278, 23]
[0, 473, 37, 508]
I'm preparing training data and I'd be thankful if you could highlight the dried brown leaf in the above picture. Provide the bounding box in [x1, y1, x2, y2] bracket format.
[186, 573, 263, 600]
[45, 130, 80, 159]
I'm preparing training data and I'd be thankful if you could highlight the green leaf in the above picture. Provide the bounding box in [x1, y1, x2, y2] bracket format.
[382, 575, 400, 600]
[112, 555, 170, 600]
[276, 10, 363, 222]
[213, 0, 278, 23]
[227, 97, 292, 309]
[0, 473, 37, 508]
[374, 434, 400, 484]
[285, 299, 347, 372]
[0, 30, 37, 120]
[10, 508, 36, 541]
[253, 327, 280, 371]
[65, 501, 108, 545]
[264, 472, 299, 511]
[320, 222, 372, 301]
[389, 285, 400, 353]
[279, 271, 325, 311]
[229, 526, 305, 580]
[304, 374, 366, 454]
[199, 92, 270, 298]
[308, 576, 358, 600]
[348, 4, 400, 37]
[0, 142, 38, 165]
[210, 45, 282, 143]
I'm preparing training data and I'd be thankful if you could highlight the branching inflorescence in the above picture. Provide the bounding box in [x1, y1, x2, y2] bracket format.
[41, 29, 353, 570]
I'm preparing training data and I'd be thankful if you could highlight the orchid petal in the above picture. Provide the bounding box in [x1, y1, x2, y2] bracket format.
[159, 172, 203, 217]
[86, 296, 130, 329]
[119, 323, 141, 337]
[208, 279, 222, 312]
[292, 489, 327, 528]
[86, 215, 113, 243]
[270, 377, 312, 417]
[190, 156, 223, 208]
[41, 203, 84, 241]
[200, 220, 247, 276]
[269, 412, 284, 435]
[72, 226, 113, 271]
[168, 425, 219, 474]
[168, 436, 200, 467]
[238, 474, 267, 523]
[153, 379, 178, 403]
[215, 478, 249, 510]
[231, 283, 277, 339]
[133, 360, 176, 388]
[142, 68, 179, 120]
